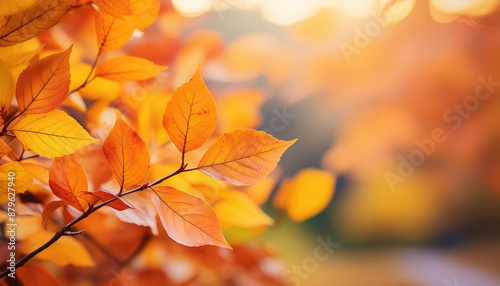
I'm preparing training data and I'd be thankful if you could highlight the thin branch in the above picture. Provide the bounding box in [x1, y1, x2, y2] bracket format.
[17, 154, 41, 162]
[67, 48, 102, 96]
[0, 165, 187, 278]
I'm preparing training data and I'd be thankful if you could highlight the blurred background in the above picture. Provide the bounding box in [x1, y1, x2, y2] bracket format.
[146, 0, 500, 285]
[4, 0, 500, 285]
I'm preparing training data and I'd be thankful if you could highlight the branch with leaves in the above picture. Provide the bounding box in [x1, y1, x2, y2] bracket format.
[0, 1, 325, 284]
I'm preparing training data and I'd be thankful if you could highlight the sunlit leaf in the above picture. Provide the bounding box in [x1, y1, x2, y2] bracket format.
[0, 139, 12, 157]
[214, 189, 273, 229]
[103, 111, 150, 191]
[21, 230, 95, 267]
[198, 129, 296, 186]
[95, 56, 166, 82]
[0, 0, 36, 16]
[94, 9, 136, 52]
[16, 46, 72, 115]
[41, 200, 65, 229]
[93, 190, 132, 211]
[163, 67, 217, 155]
[0, 58, 13, 115]
[11, 110, 99, 158]
[273, 168, 336, 222]
[92, 0, 133, 20]
[0, 161, 33, 204]
[17, 263, 61, 286]
[131, 0, 160, 30]
[0, 0, 72, 47]
[151, 186, 231, 249]
[49, 156, 94, 212]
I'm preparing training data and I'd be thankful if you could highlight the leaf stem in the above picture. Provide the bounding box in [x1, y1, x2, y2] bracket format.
[0, 166, 187, 278]
[67, 48, 102, 96]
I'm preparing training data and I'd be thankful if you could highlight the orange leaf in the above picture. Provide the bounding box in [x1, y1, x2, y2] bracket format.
[95, 56, 166, 82]
[49, 156, 94, 212]
[17, 263, 61, 286]
[42, 200, 65, 229]
[94, 10, 136, 52]
[0, 139, 11, 157]
[103, 111, 150, 191]
[93, 190, 132, 211]
[16, 46, 72, 115]
[0, 0, 72, 47]
[92, 0, 133, 20]
[198, 129, 297, 186]
[163, 67, 217, 155]
[151, 186, 231, 249]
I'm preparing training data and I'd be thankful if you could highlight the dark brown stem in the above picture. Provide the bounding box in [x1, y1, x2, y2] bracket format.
[0, 166, 186, 278]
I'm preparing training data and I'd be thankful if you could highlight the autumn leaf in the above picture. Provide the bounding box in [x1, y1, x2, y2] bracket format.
[17, 263, 61, 286]
[0, 58, 13, 115]
[0, 161, 33, 204]
[16, 46, 72, 115]
[0, 0, 72, 47]
[93, 190, 132, 211]
[92, 0, 134, 20]
[163, 67, 217, 156]
[0, 139, 12, 157]
[151, 186, 231, 249]
[103, 111, 150, 191]
[95, 56, 166, 82]
[49, 156, 95, 212]
[0, 0, 36, 16]
[198, 129, 297, 186]
[21, 230, 95, 267]
[11, 110, 99, 158]
[213, 189, 274, 229]
[94, 9, 136, 52]
[42, 200, 65, 229]
[131, 0, 160, 30]
[273, 168, 336, 222]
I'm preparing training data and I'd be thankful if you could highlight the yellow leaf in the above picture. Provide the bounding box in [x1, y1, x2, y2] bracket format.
[151, 186, 231, 249]
[0, 38, 42, 79]
[0, 0, 72, 47]
[198, 129, 296, 186]
[21, 230, 95, 267]
[21, 163, 49, 185]
[214, 189, 273, 229]
[131, 0, 160, 30]
[0, 0, 36, 16]
[218, 90, 264, 133]
[94, 9, 136, 52]
[103, 111, 150, 191]
[16, 46, 72, 115]
[92, 0, 133, 20]
[0, 58, 13, 114]
[11, 110, 99, 158]
[163, 67, 217, 155]
[274, 168, 336, 222]
[71, 63, 122, 101]
[0, 139, 12, 157]
[0, 161, 33, 204]
[95, 56, 166, 82]
[243, 176, 277, 205]
[138, 92, 171, 146]
[49, 156, 93, 212]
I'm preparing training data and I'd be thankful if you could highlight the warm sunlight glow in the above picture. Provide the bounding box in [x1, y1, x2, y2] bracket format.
[172, 0, 212, 17]
[261, 0, 318, 26]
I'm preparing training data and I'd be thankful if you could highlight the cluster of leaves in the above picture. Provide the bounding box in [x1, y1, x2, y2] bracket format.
[0, 0, 300, 283]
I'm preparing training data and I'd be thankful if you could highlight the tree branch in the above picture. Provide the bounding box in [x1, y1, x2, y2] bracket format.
[0, 165, 187, 278]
